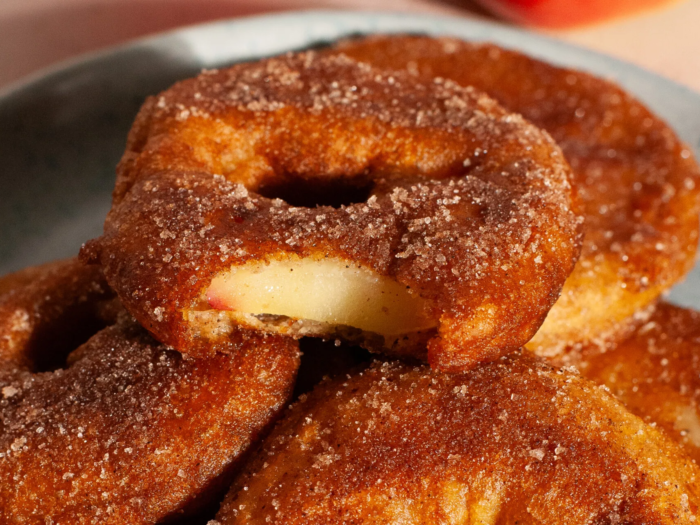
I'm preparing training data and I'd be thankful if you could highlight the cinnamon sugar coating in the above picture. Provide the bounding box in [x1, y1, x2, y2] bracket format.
[86, 52, 581, 371]
[0, 258, 117, 375]
[554, 302, 700, 465]
[328, 35, 700, 355]
[216, 354, 700, 524]
[0, 260, 300, 524]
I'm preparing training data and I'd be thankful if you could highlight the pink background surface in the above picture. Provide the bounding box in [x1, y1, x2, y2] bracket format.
[1, 0, 699, 92]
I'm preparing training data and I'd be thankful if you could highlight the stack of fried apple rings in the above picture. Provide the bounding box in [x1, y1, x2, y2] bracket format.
[2, 35, 700, 524]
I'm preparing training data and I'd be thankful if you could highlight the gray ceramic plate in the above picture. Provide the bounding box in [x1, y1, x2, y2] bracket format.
[2, 10, 700, 307]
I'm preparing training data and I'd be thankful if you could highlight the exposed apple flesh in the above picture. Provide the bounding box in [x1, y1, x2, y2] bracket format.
[206, 257, 436, 337]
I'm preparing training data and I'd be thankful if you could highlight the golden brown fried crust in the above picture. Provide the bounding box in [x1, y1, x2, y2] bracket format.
[0, 323, 299, 525]
[86, 51, 581, 372]
[217, 354, 700, 524]
[0, 260, 70, 296]
[555, 302, 700, 465]
[0, 258, 117, 373]
[0, 261, 300, 524]
[327, 35, 700, 355]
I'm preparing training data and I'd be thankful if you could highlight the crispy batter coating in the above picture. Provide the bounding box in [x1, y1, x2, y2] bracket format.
[85, 51, 581, 372]
[0, 259, 74, 296]
[216, 354, 700, 524]
[328, 35, 700, 355]
[0, 261, 300, 524]
[0, 258, 117, 374]
[554, 302, 700, 465]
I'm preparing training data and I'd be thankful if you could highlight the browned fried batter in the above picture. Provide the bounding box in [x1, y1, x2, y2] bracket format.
[0, 259, 73, 296]
[554, 302, 700, 465]
[0, 261, 300, 524]
[216, 354, 700, 524]
[85, 51, 581, 372]
[0, 258, 117, 374]
[328, 35, 700, 355]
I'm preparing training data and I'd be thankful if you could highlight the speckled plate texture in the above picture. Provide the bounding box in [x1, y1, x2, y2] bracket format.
[1, 10, 700, 308]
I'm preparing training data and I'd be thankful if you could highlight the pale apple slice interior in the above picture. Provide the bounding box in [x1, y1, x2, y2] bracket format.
[206, 256, 437, 339]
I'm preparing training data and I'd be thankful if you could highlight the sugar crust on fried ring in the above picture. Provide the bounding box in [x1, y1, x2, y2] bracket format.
[0, 260, 300, 524]
[85, 51, 581, 372]
[0, 258, 117, 376]
[554, 302, 700, 465]
[327, 35, 700, 355]
[216, 354, 700, 524]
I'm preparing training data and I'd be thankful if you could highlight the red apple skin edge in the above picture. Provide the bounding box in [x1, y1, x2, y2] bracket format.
[474, 0, 681, 28]
[207, 285, 232, 311]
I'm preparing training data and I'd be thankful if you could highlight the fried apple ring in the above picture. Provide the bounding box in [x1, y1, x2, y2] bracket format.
[84, 51, 581, 372]
[215, 354, 700, 524]
[0, 260, 300, 524]
[328, 35, 700, 355]
[0, 258, 117, 375]
[554, 302, 700, 465]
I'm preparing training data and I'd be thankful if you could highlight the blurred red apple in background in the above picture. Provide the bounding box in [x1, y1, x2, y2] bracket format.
[474, 0, 681, 28]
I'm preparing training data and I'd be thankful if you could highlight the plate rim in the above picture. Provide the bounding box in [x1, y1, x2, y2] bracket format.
[1, 9, 699, 103]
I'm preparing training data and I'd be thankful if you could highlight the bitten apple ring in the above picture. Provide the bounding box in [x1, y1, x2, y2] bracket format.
[84, 51, 581, 372]
[328, 35, 700, 355]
